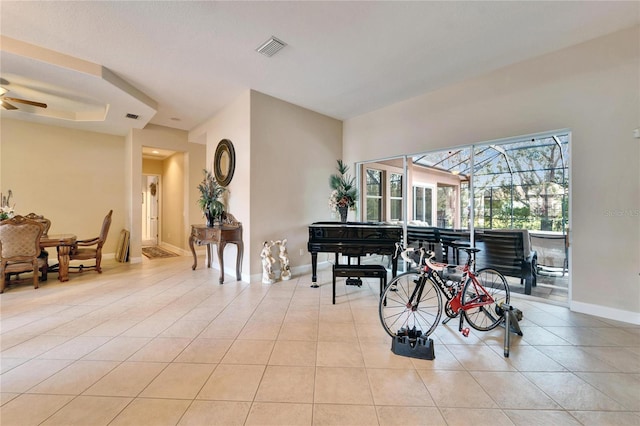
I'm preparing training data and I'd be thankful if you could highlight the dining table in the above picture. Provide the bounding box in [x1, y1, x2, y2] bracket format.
[40, 233, 77, 282]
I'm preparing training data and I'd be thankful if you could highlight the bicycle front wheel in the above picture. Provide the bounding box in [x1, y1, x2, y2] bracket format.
[379, 272, 442, 339]
[462, 268, 510, 331]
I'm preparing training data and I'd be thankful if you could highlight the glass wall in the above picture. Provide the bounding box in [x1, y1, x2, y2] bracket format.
[357, 131, 570, 302]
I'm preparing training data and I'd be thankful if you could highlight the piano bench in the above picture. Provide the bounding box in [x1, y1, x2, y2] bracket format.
[332, 264, 388, 305]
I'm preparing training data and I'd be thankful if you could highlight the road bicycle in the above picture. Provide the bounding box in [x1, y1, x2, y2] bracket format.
[379, 243, 510, 340]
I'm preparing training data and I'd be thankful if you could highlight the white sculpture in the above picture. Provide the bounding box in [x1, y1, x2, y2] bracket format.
[274, 239, 291, 280]
[261, 241, 276, 284]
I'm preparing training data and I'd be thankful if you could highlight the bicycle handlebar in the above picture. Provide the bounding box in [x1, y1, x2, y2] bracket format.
[395, 243, 445, 272]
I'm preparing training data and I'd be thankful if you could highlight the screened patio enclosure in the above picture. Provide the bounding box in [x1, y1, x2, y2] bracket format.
[359, 131, 570, 302]
[412, 133, 569, 234]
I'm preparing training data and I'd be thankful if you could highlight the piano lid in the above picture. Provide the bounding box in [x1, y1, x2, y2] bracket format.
[310, 221, 401, 229]
[309, 221, 402, 245]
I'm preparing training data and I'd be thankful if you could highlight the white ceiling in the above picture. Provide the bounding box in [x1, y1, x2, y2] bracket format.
[1, 1, 638, 136]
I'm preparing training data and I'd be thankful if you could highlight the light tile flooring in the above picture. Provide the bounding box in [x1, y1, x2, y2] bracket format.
[1, 256, 638, 425]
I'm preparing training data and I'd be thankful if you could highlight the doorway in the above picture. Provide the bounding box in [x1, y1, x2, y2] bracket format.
[142, 174, 160, 246]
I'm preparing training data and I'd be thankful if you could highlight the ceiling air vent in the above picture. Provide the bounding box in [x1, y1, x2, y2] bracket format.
[126, 113, 139, 120]
[256, 36, 287, 57]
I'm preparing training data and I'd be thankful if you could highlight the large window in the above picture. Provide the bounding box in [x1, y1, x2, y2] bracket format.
[415, 135, 569, 233]
[465, 136, 569, 232]
[413, 185, 434, 225]
[366, 168, 382, 221]
[389, 173, 403, 221]
[437, 185, 456, 228]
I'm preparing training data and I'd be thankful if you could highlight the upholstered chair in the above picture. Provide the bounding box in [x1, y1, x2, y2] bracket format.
[24, 212, 51, 265]
[24, 213, 51, 235]
[69, 210, 112, 273]
[0, 215, 48, 293]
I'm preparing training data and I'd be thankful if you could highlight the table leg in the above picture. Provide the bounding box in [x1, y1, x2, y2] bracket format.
[57, 245, 71, 282]
[217, 242, 226, 284]
[189, 235, 198, 270]
[206, 244, 213, 268]
[235, 241, 243, 281]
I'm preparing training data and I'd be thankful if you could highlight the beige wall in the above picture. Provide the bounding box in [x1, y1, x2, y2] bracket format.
[190, 90, 342, 278]
[1, 118, 126, 255]
[161, 152, 186, 247]
[142, 158, 163, 175]
[1, 119, 205, 262]
[344, 26, 640, 322]
[189, 90, 251, 278]
[250, 91, 343, 274]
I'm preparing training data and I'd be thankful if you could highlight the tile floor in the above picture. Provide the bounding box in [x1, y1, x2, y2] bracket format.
[1, 255, 638, 425]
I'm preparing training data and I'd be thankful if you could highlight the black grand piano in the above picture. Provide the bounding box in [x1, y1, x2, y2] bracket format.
[307, 221, 403, 286]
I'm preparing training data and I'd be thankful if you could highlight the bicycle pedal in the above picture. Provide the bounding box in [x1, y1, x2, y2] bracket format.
[461, 328, 470, 337]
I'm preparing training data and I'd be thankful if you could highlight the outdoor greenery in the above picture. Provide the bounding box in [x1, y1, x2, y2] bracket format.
[458, 137, 569, 232]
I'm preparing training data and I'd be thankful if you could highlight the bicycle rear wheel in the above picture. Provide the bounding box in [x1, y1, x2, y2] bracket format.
[379, 272, 442, 339]
[462, 268, 510, 331]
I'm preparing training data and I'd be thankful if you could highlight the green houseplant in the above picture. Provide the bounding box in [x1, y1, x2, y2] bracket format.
[197, 169, 226, 226]
[328, 160, 358, 222]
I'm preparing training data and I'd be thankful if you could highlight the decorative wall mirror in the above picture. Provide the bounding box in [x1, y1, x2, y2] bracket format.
[213, 139, 236, 186]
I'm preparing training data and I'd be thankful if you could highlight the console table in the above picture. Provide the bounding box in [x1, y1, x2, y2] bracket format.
[189, 224, 243, 284]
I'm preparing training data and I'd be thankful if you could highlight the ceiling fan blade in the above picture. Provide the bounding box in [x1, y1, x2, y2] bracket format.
[0, 100, 18, 110]
[4, 97, 47, 109]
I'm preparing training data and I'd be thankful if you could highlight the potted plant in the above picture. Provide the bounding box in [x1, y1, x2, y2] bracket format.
[197, 169, 226, 227]
[328, 160, 358, 222]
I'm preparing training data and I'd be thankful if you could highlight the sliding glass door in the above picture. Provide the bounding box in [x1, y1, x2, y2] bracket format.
[357, 130, 570, 303]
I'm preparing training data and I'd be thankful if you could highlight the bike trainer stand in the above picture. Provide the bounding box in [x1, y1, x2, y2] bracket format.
[499, 302, 523, 357]
[391, 328, 435, 360]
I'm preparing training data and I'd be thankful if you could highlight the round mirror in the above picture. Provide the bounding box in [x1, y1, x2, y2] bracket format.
[213, 139, 236, 186]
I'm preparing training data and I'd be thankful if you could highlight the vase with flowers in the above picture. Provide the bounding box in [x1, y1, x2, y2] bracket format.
[328, 160, 358, 223]
[0, 190, 15, 221]
[197, 169, 226, 227]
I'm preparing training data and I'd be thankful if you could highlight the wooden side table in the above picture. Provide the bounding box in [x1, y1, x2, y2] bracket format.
[189, 224, 243, 284]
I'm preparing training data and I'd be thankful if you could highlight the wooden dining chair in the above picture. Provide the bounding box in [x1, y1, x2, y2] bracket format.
[24, 212, 51, 235]
[69, 210, 112, 273]
[24, 212, 51, 265]
[0, 215, 48, 293]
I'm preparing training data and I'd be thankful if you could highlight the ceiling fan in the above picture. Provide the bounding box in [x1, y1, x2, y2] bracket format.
[0, 86, 47, 110]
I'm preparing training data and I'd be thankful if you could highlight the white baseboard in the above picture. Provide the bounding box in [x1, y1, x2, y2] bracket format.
[159, 242, 191, 256]
[570, 300, 640, 325]
[248, 261, 330, 284]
